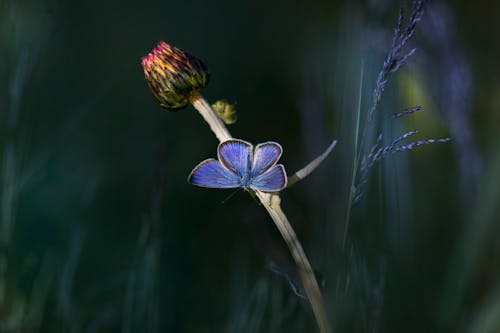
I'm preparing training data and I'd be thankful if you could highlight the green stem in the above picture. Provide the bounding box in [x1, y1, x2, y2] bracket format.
[342, 61, 364, 250]
[0, 141, 17, 304]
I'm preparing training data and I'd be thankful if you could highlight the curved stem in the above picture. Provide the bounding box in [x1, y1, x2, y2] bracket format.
[287, 139, 337, 188]
[190, 93, 331, 333]
[189, 92, 231, 142]
[255, 191, 331, 333]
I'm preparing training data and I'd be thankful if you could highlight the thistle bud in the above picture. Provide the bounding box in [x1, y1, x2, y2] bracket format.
[211, 100, 237, 125]
[141, 41, 210, 111]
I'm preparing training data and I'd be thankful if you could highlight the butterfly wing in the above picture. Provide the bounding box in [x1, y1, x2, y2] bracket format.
[249, 164, 287, 192]
[251, 142, 283, 177]
[218, 139, 253, 178]
[188, 159, 241, 189]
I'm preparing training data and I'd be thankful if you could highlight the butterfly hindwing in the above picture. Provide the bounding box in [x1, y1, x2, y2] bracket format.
[218, 139, 253, 178]
[189, 139, 287, 193]
[251, 142, 282, 177]
[188, 159, 241, 189]
[249, 164, 287, 192]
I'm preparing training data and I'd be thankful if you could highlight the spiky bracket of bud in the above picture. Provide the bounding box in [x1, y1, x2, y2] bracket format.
[141, 41, 210, 110]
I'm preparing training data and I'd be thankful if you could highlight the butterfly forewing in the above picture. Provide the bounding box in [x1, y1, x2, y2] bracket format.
[218, 139, 253, 178]
[188, 159, 241, 189]
[251, 142, 283, 177]
[189, 139, 287, 193]
[249, 164, 287, 192]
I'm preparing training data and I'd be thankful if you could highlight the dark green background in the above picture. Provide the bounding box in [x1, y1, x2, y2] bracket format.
[0, 0, 498, 332]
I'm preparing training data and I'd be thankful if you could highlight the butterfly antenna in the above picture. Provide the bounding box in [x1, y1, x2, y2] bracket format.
[221, 188, 243, 204]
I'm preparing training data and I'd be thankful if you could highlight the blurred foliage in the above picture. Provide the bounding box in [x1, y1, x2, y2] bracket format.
[0, 0, 498, 332]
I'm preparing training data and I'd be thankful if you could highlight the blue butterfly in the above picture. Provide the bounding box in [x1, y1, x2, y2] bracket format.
[188, 139, 287, 192]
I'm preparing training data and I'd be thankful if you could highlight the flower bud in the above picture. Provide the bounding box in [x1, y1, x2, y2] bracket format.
[211, 100, 237, 125]
[141, 41, 210, 110]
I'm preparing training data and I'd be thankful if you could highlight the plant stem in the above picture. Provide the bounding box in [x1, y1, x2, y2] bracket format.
[189, 93, 331, 333]
[189, 92, 231, 142]
[0, 141, 16, 304]
[255, 191, 331, 333]
[342, 61, 364, 250]
[287, 140, 337, 188]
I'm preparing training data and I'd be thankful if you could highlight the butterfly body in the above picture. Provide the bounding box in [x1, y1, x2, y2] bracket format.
[188, 139, 287, 192]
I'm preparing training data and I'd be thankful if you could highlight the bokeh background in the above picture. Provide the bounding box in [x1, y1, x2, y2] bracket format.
[0, 0, 499, 332]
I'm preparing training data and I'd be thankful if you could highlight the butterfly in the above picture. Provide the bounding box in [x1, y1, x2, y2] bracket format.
[188, 139, 287, 192]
